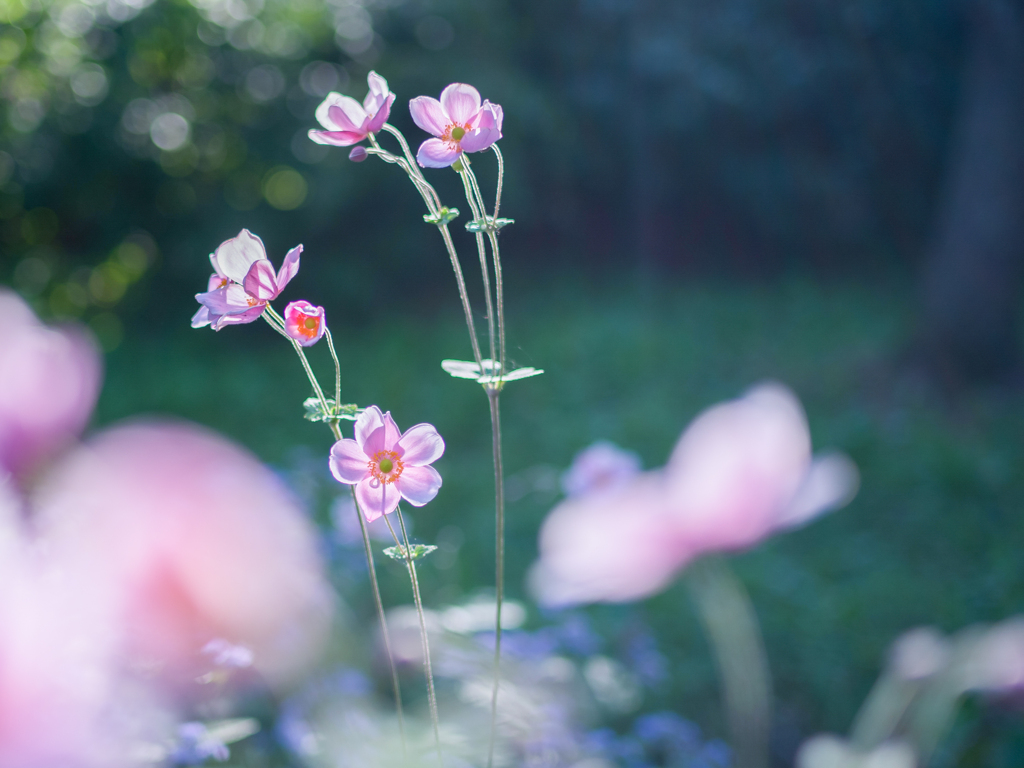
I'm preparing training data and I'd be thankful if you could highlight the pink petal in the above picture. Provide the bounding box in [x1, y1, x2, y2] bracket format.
[364, 71, 391, 113]
[315, 93, 366, 133]
[440, 83, 482, 125]
[416, 138, 461, 168]
[459, 125, 501, 154]
[275, 245, 302, 294]
[243, 260, 280, 301]
[395, 423, 444, 466]
[329, 439, 371, 484]
[396, 465, 442, 507]
[191, 305, 211, 328]
[196, 284, 252, 314]
[774, 453, 858, 530]
[214, 229, 267, 284]
[365, 92, 395, 135]
[354, 406, 385, 449]
[207, 272, 228, 291]
[355, 477, 401, 522]
[363, 412, 402, 456]
[210, 305, 265, 330]
[283, 299, 325, 347]
[309, 129, 369, 147]
[482, 100, 504, 132]
[409, 96, 449, 137]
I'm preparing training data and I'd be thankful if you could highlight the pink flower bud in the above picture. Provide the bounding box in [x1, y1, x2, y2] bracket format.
[348, 146, 369, 162]
[283, 300, 326, 346]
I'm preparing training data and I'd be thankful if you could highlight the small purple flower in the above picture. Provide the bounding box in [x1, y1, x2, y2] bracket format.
[192, 230, 301, 331]
[409, 83, 503, 168]
[309, 71, 395, 147]
[329, 406, 444, 521]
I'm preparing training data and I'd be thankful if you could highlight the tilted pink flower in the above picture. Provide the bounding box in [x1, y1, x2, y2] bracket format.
[329, 406, 444, 522]
[283, 300, 326, 347]
[308, 71, 396, 147]
[409, 83, 504, 168]
[530, 384, 858, 607]
[192, 229, 301, 330]
[0, 290, 102, 483]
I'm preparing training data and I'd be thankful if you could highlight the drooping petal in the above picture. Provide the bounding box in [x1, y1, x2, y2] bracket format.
[329, 439, 371, 484]
[243, 260, 280, 301]
[275, 245, 302, 293]
[214, 230, 267, 284]
[355, 477, 401, 522]
[354, 406, 385, 450]
[409, 96, 449, 137]
[439, 83, 482, 125]
[365, 92, 396, 135]
[395, 423, 445, 466]
[416, 138, 462, 168]
[315, 93, 366, 133]
[191, 305, 211, 328]
[309, 129, 370, 147]
[210, 305, 265, 330]
[396, 465, 442, 507]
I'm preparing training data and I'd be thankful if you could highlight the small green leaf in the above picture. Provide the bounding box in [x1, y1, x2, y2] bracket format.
[384, 544, 439, 561]
[423, 207, 460, 225]
[465, 216, 514, 233]
[440, 359, 544, 390]
[302, 397, 363, 422]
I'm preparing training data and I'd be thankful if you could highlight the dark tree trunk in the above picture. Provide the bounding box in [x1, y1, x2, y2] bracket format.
[920, 0, 1024, 386]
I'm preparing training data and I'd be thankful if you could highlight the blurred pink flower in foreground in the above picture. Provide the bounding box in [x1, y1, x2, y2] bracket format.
[0, 290, 101, 483]
[329, 406, 444, 521]
[283, 300, 326, 347]
[308, 71, 395, 147]
[409, 83, 504, 168]
[530, 384, 858, 607]
[34, 421, 333, 689]
[193, 229, 301, 330]
[560, 440, 642, 497]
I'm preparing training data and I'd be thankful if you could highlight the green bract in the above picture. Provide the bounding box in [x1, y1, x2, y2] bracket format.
[302, 398, 363, 423]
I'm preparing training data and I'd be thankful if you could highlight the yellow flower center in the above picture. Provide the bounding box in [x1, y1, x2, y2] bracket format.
[369, 450, 404, 484]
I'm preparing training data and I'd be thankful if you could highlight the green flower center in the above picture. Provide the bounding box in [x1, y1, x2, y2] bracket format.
[378, 457, 393, 474]
[303, 316, 319, 330]
[450, 125, 466, 141]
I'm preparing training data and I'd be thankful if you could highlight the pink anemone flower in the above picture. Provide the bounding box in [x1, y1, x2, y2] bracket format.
[308, 71, 395, 147]
[409, 83, 504, 168]
[329, 406, 444, 522]
[283, 300, 326, 347]
[0, 290, 101, 484]
[192, 230, 301, 330]
[530, 384, 858, 607]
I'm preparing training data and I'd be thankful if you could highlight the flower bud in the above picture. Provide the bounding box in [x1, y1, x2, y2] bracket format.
[348, 146, 368, 163]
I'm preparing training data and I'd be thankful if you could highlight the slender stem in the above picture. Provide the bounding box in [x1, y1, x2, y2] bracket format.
[686, 558, 772, 768]
[458, 162, 496, 367]
[324, 326, 342, 406]
[463, 158, 507, 375]
[382, 123, 427, 185]
[485, 388, 505, 768]
[491, 145, 505, 221]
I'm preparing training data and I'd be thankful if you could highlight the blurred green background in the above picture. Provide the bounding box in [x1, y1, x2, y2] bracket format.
[4, 0, 1024, 763]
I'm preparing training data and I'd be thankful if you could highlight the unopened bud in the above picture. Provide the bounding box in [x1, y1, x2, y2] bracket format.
[349, 146, 369, 163]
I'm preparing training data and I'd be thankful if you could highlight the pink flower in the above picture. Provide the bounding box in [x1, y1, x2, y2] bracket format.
[0, 290, 101, 483]
[409, 83, 504, 168]
[283, 300, 326, 347]
[33, 420, 333, 688]
[560, 440, 642, 497]
[530, 384, 858, 607]
[329, 406, 444, 522]
[308, 71, 395, 147]
[192, 230, 301, 331]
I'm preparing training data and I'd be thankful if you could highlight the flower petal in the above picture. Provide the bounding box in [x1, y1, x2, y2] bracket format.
[354, 406, 385, 449]
[363, 412, 402, 455]
[197, 284, 252, 314]
[775, 452, 859, 530]
[409, 96, 449, 137]
[207, 272, 228, 291]
[395, 423, 444, 466]
[210, 305, 265, 330]
[396, 465, 442, 507]
[460, 125, 501, 154]
[355, 477, 400, 522]
[315, 93, 366, 132]
[215, 230, 267, 284]
[275, 245, 302, 294]
[417, 138, 461, 168]
[365, 92, 395, 135]
[243, 260, 280, 301]
[309, 129, 368, 147]
[364, 71, 391, 114]
[440, 83, 482, 125]
[190, 305, 211, 328]
[329, 439, 371, 484]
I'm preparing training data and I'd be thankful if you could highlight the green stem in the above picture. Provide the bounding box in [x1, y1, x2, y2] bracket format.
[324, 326, 342, 406]
[485, 388, 505, 768]
[457, 160, 497, 368]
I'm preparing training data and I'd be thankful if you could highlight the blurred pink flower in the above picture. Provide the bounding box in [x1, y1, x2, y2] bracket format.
[308, 71, 395, 147]
[409, 83, 504, 168]
[531, 384, 858, 607]
[0, 290, 101, 483]
[329, 406, 444, 522]
[193, 230, 301, 330]
[33, 420, 333, 688]
[283, 300, 326, 347]
[560, 440, 642, 497]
